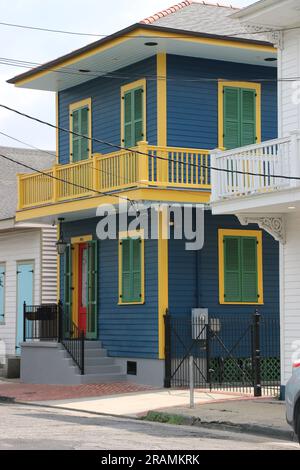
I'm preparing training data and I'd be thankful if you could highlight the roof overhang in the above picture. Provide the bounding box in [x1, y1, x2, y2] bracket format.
[8, 24, 277, 92]
[232, 0, 300, 28]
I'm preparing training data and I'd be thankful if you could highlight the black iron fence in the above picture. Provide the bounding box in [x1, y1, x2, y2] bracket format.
[23, 301, 85, 375]
[23, 303, 59, 341]
[164, 311, 280, 397]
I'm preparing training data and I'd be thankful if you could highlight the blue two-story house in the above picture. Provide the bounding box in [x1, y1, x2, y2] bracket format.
[9, 1, 280, 389]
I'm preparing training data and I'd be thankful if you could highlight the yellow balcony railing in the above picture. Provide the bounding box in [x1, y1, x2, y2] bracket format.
[18, 142, 211, 210]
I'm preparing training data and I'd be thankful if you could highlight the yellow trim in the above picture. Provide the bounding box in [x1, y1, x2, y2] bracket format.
[158, 209, 168, 360]
[69, 98, 92, 162]
[71, 235, 92, 244]
[157, 53, 167, 147]
[16, 188, 211, 222]
[218, 229, 264, 305]
[56, 93, 59, 164]
[118, 229, 145, 305]
[71, 243, 79, 325]
[120, 79, 146, 146]
[218, 81, 261, 150]
[14, 27, 276, 87]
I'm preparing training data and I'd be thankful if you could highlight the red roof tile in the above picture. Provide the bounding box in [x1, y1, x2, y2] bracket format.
[140, 1, 239, 25]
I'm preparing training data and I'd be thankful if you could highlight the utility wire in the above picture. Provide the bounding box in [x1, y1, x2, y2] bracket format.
[1, 102, 299, 182]
[0, 19, 298, 39]
[0, 129, 151, 191]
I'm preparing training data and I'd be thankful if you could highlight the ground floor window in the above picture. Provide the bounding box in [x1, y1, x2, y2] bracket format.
[218, 229, 263, 305]
[119, 230, 144, 304]
[0, 264, 5, 322]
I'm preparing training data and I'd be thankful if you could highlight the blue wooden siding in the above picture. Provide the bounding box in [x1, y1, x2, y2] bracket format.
[167, 55, 277, 149]
[58, 57, 157, 164]
[60, 217, 159, 358]
[168, 211, 279, 318]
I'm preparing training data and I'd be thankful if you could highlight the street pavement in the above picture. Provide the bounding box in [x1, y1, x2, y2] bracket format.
[0, 402, 298, 450]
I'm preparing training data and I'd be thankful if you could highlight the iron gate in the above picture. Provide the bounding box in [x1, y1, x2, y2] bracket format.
[164, 311, 280, 397]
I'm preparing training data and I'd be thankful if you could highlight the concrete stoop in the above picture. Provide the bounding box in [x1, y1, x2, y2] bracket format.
[20, 341, 126, 385]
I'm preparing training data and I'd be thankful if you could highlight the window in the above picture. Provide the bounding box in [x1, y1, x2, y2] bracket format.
[121, 79, 146, 148]
[69, 98, 92, 162]
[218, 229, 263, 304]
[218, 81, 261, 150]
[119, 231, 144, 304]
[0, 264, 5, 322]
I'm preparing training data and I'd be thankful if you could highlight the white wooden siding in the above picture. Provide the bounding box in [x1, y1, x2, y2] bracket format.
[41, 227, 57, 304]
[281, 214, 300, 384]
[279, 30, 300, 137]
[0, 229, 41, 356]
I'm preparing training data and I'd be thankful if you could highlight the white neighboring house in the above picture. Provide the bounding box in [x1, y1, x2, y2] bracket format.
[211, 0, 300, 397]
[0, 146, 57, 378]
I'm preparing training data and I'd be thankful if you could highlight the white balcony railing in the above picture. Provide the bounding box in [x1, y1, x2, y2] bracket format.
[211, 132, 300, 202]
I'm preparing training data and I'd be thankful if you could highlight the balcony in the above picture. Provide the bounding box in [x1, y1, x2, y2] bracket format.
[17, 143, 211, 219]
[211, 132, 300, 215]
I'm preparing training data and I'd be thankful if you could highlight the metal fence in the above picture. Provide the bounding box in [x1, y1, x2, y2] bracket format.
[164, 311, 280, 397]
[23, 302, 85, 375]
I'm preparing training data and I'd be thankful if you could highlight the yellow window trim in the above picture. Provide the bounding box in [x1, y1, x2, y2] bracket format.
[69, 97, 92, 162]
[218, 229, 264, 305]
[118, 229, 145, 305]
[218, 81, 261, 150]
[71, 234, 93, 244]
[158, 209, 168, 360]
[120, 79, 146, 147]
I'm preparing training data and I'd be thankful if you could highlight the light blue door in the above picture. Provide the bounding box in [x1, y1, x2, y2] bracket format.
[16, 262, 34, 354]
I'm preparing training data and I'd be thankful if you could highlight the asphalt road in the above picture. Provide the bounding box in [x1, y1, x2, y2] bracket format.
[0, 402, 299, 450]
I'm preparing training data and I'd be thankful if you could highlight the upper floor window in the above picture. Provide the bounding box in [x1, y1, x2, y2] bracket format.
[121, 79, 146, 148]
[218, 81, 261, 150]
[69, 98, 92, 162]
[218, 229, 264, 305]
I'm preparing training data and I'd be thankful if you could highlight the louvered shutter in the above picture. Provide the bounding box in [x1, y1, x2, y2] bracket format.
[241, 89, 256, 146]
[223, 87, 240, 150]
[224, 237, 241, 302]
[72, 109, 80, 162]
[87, 240, 98, 339]
[134, 88, 143, 145]
[121, 238, 131, 302]
[241, 237, 258, 302]
[124, 92, 133, 148]
[132, 238, 142, 302]
[63, 244, 72, 335]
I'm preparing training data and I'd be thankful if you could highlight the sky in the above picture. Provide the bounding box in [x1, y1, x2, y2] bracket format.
[0, 0, 255, 151]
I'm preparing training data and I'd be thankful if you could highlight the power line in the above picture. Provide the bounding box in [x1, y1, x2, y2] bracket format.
[1, 102, 299, 182]
[0, 19, 298, 39]
[0, 129, 151, 191]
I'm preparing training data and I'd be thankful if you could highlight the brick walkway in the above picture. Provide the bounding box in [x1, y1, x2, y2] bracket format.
[0, 382, 153, 402]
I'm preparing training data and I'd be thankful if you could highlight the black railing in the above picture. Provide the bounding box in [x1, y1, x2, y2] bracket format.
[23, 301, 85, 375]
[59, 302, 85, 375]
[23, 303, 59, 341]
[164, 311, 280, 397]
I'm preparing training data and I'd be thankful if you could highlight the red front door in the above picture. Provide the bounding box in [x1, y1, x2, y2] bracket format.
[78, 243, 88, 334]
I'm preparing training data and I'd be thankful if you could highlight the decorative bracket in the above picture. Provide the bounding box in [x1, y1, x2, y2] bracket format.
[237, 214, 286, 244]
[243, 24, 283, 50]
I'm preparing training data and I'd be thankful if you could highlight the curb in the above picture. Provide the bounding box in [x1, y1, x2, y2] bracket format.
[143, 411, 294, 442]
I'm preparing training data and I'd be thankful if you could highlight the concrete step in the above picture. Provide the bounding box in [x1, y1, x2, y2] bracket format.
[84, 341, 102, 349]
[84, 348, 107, 358]
[85, 356, 115, 366]
[84, 364, 122, 375]
[79, 373, 127, 384]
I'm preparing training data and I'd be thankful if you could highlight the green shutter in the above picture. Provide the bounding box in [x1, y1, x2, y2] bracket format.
[121, 237, 142, 303]
[64, 244, 72, 335]
[87, 240, 98, 339]
[241, 89, 256, 146]
[241, 237, 258, 302]
[132, 238, 142, 301]
[224, 87, 240, 150]
[72, 107, 89, 161]
[123, 87, 143, 147]
[224, 237, 241, 302]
